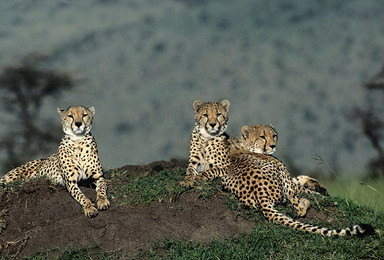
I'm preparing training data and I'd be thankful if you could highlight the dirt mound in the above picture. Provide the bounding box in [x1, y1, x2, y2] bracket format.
[0, 160, 341, 258]
[0, 160, 254, 258]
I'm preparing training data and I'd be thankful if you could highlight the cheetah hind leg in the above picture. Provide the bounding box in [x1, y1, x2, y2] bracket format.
[287, 193, 310, 217]
[293, 175, 328, 196]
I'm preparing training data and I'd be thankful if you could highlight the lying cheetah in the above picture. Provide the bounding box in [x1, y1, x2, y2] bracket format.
[230, 124, 327, 195]
[0, 106, 110, 218]
[197, 151, 374, 237]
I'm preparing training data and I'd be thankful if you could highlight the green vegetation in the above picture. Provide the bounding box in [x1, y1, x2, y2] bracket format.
[14, 169, 384, 259]
[107, 169, 186, 205]
[142, 226, 383, 260]
[106, 169, 222, 206]
[321, 178, 384, 210]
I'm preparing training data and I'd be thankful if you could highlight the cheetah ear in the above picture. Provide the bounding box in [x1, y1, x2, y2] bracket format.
[241, 125, 251, 139]
[220, 99, 230, 111]
[88, 106, 95, 116]
[193, 100, 203, 113]
[57, 107, 64, 116]
[269, 123, 275, 128]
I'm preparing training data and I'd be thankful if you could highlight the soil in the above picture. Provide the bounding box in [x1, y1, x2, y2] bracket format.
[0, 160, 336, 258]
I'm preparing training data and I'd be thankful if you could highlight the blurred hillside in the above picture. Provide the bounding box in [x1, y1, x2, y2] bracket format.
[0, 0, 384, 177]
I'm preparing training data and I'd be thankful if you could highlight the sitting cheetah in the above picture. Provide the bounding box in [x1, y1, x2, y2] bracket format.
[180, 99, 231, 188]
[197, 151, 374, 237]
[0, 106, 110, 218]
[180, 100, 326, 194]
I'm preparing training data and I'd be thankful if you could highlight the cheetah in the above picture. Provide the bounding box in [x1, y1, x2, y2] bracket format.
[230, 124, 327, 195]
[180, 99, 231, 188]
[0, 106, 110, 218]
[197, 151, 374, 237]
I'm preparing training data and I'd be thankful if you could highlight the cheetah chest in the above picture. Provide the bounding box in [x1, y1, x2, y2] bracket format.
[197, 137, 229, 172]
[59, 138, 98, 181]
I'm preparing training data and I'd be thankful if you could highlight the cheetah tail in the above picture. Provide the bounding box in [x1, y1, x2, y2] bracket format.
[262, 205, 375, 237]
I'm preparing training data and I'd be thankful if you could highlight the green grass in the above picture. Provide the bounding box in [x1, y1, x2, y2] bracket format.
[13, 169, 384, 259]
[141, 195, 384, 260]
[142, 227, 383, 260]
[321, 178, 384, 210]
[106, 168, 222, 206]
[107, 169, 186, 205]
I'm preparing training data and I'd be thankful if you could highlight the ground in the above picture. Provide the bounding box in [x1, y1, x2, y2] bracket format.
[0, 160, 342, 258]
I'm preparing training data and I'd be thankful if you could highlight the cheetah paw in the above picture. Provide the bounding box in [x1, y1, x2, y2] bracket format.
[179, 179, 194, 188]
[97, 198, 110, 211]
[195, 174, 208, 181]
[297, 198, 310, 217]
[84, 204, 98, 218]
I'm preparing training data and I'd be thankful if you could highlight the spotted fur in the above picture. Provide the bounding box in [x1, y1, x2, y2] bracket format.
[0, 106, 110, 218]
[180, 99, 231, 188]
[179, 100, 326, 192]
[230, 124, 277, 155]
[198, 151, 374, 237]
[229, 124, 327, 194]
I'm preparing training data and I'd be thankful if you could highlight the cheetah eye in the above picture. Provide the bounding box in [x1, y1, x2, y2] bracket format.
[260, 136, 266, 140]
[82, 114, 88, 118]
[203, 113, 208, 117]
[216, 113, 222, 117]
[68, 115, 74, 119]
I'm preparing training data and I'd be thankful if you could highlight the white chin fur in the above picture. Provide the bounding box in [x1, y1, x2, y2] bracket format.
[197, 126, 225, 138]
[63, 127, 89, 138]
[73, 129, 85, 135]
[208, 129, 220, 135]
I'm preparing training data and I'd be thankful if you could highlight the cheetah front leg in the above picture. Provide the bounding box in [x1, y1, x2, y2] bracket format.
[180, 166, 199, 188]
[196, 167, 227, 181]
[87, 159, 110, 211]
[94, 176, 110, 211]
[63, 176, 98, 218]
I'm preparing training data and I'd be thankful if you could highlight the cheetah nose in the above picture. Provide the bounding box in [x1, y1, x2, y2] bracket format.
[75, 122, 82, 127]
[209, 123, 216, 128]
[270, 145, 276, 149]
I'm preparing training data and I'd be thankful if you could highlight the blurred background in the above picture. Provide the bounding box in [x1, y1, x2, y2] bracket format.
[1, 0, 384, 182]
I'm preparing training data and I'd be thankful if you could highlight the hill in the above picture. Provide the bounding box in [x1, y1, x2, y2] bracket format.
[0, 160, 383, 259]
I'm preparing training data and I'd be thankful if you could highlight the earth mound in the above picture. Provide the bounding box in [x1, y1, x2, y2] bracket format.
[0, 159, 338, 258]
[0, 160, 255, 258]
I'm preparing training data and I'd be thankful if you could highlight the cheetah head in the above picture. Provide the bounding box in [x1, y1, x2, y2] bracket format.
[241, 124, 277, 154]
[57, 106, 95, 138]
[193, 99, 230, 138]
